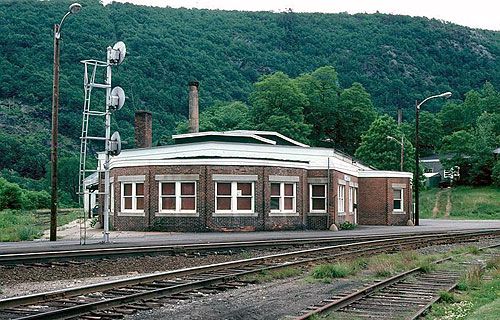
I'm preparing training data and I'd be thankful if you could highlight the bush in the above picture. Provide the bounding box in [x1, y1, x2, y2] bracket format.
[17, 225, 42, 241]
[492, 160, 500, 187]
[21, 190, 51, 210]
[0, 178, 23, 210]
[339, 221, 357, 230]
[439, 291, 457, 303]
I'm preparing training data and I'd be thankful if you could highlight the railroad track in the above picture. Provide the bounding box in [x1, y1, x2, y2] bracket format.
[294, 243, 499, 320]
[1, 229, 498, 267]
[0, 230, 497, 320]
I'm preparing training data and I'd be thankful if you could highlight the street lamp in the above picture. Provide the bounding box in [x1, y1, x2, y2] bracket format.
[414, 91, 452, 226]
[387, 135, 404, 171]
[50, 3, 82, 242]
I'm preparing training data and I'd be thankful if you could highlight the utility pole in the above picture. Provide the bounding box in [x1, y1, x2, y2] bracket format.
[50, 23, 60, 241]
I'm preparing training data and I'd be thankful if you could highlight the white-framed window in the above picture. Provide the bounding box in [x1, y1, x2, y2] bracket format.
[348, 186, 354, 213]
[393, 189, 404, 212]
[309, 184, 327, 213]
[159, 181, 196, 214]
[270, 182, 296, 214]
[121, 182, 144, 213]
[338, 184, 345, 214]
[215, 182, 254, 214]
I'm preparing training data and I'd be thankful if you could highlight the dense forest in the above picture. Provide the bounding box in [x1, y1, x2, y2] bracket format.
[0, 0, 499, 204]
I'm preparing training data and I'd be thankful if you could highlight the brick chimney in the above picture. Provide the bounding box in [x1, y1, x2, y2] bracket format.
[188, 81, 199, 133]
[135, 110, 152, 148]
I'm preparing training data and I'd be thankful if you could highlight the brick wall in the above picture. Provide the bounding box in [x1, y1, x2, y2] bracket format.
[99, 164, 411, 231]
[358, 177, 412, 225]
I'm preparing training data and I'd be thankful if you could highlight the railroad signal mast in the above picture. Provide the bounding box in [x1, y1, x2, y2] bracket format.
[78, 41, 127, 244]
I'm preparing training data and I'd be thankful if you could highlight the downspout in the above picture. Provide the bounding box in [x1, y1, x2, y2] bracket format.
[204, 165, 209, 230]
[385, 179, 389, 225]
[262, 166, 266, 230]
[327, 157, 331, 228]
[148, 168, 152, 229]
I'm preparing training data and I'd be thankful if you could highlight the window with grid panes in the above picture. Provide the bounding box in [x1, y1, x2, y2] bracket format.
[270, 182, 296, 213]
[309, 184, 327, 213]
[121, 182, 144, 212]
[393, 189, 403, 212]
[337, 184, 345, 214]
[159, 182, 196, 213]
[349, 187, 354, 213]
[215, 182, 254, 213]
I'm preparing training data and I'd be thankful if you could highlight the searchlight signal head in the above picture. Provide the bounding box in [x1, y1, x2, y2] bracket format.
[109, 131, 122, 156]
[110, 86, 125, 111]
[109, 41, 126, 65]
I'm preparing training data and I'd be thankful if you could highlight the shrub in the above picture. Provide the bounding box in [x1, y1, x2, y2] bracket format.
[492, 160, 500, 187]
[21, 190, 51, 210]
[339, 221, 357, 230]
[17, 225, 42, 241]
[0, 178, 23, 210]
[439, 291, 457, 303]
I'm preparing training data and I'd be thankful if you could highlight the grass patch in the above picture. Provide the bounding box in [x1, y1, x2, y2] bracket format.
[311, 261, 358, 280]
[364, 251, 440, 278]
[244, 267, 302, 283]
[463, 264, 484, 289]
[425, 258, 500, 320]
[466, 297, 500, 320]
[0, 209, 80, 242]
[438, 290, 457, 303]
[420, 186, 500, 220]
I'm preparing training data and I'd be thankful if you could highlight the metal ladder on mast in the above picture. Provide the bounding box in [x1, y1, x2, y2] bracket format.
[78, 59, 109, 245]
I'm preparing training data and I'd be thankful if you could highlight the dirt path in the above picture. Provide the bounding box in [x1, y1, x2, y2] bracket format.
[432, 190, 443, 218]
[444, 190, 452, 218]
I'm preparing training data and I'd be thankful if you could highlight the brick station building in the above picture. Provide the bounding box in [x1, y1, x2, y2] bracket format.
[96, 113, 413, 232]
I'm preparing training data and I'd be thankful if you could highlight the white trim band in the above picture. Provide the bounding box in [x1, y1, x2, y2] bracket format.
[155, 174, 200, 181]
[212, 174, 258, 182]
[269, 175, 300, 182]
[118, 175, 145, 182]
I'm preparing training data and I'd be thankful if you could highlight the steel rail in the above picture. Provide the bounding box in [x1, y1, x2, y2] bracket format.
[0, 230, 496, 320]
[1, 229, 498, 266]
[294, 242, 500, 320]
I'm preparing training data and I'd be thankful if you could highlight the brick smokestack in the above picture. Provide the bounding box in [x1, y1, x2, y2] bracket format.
[188, 81, 199, 133]
[135, 110, 152, 148]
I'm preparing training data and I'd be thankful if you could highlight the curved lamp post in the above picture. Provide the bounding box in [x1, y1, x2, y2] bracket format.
[50, 3, 82, 241]
[414, 91, 452, 226]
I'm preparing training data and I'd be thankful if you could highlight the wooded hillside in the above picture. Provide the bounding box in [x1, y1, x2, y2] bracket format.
[0, 0, 499, 198]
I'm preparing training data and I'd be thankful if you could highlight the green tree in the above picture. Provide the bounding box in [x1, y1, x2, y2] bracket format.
[44, 156, 80, 205]
[250, 72, 312, 143]
[440, 113, 498, 185]
[295, 66, 340, 145]
[438, 102, 467, 135]
[175, 101, 252, 134]
[404, 111, 444, 157]
[355, 115, 415, 172]
[334, 82, 377, 154]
